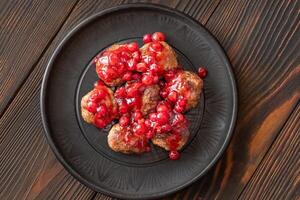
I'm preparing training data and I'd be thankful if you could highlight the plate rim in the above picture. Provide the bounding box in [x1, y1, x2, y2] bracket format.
[40, 3, 238, 199]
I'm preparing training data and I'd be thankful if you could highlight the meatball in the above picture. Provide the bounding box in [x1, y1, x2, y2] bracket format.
[141, 84, 161, 115]
[150, 109, 190, 151]
[81, 82, 118, 128]
[95, 44, 134, 87]
[108, 124, 149, 154]
[151, 128, 190, 151]
[114, 81, 160, 116]
[140, 41, 178, 71]
[163, 70, 203, 112]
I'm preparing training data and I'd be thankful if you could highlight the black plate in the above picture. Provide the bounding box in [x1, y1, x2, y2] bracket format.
[41, 3, 237, 199]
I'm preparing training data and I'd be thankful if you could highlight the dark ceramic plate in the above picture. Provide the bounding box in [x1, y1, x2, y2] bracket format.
[41, 3, 237, 199]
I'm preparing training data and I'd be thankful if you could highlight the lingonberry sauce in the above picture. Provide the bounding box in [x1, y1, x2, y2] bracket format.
[87, 81, 118, 128]
[90, 32, 204, 159]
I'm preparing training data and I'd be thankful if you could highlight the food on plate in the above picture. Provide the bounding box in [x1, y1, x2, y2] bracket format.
[161, 70, 203, 112]
[81, 80, 118, 128]
[108, 123, 149, 154]
[114, 80, 160, 116]
[140, 41, 178, 72]
[81, 32, 206, 160]
[198, 67, 207, 78]
[94, 43, 139, 86]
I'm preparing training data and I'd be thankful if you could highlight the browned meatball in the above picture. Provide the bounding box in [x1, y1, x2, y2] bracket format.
[152, 127, 190, 151]
[108, 124, 149, 154]
[163, 70, 203, 112]
[115, 82, 160, 117]
[95, 44, 127, 87]
[141, 84, 161, 115]
[140, 41, 178, 71]
[81, 83, 118, 128]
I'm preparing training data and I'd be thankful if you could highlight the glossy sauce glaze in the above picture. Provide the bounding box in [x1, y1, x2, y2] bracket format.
[86, 80, 118, 128]
[89, 32, 205, 159]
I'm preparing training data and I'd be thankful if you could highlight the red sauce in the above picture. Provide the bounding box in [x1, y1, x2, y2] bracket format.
[86, 80, 118, 128]
[90, 32, 205, 159]
[162, 69, 191, 112]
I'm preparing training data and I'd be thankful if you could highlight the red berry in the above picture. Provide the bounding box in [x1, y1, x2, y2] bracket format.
[120, 51, 131, 60]
[167, 91, 178, 102]
[132, 51, 141, 61]
[150, 42, 163, 52]
[131, 82, 144, 92]
[119, 101, 129, 114]
[122, 71, 133, 81]
[174, 104, 184, 113]
[156, 112, 169, 125]
[160, 90, 168, 98]
[161, 124, 172, 133]
[152, 32, 166, 42]
[146, 130, 154, 139]
[149, 63, 162, 74]
[87, 101, 97, 113]
[142, 55, 155, 65]
[198, 67, 207, 78]
[126, 86, 139, 97]
[119, 115, 130, 127]
[142, 74, 154, 85]
[145, 119, 152, 127]
[136, 62, 148, 72]
[127, 59, 137, 71]
[169, 150, 180, 160]
[90, 89, 105, 101]
[106, 67, 118, 78]
[149, 113, 157, 121]
[115, 87, 126, 98]
[143, 33, 152, 43]
[94, 118, 106, 128]
[155, 125, 162, 133]
[173, 113, 185, 126]
[96, 105, 107, 116]
[94, 80, 104, 87]
[157, 104, 169, 112]
[117, 62, 126, 73]
[178, 97, 187, 107]
[127, 42, 139, 52]
[153, 75, 159, 84]
[174, 97, 187, 113]
[133, 123, 147, 135]
[133, 110, 143, 122]
[108, 53, 119, 65]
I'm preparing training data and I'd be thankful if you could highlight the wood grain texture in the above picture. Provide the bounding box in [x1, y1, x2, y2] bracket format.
[0, 0, 78, 116]
[167, 0, 300, 199]
[0, 0, 299, 199]
[0, 0, 221, 199]
[93, 193, 113, 200]
[239, 102, 300, 200]
[124, 0, 221, 24]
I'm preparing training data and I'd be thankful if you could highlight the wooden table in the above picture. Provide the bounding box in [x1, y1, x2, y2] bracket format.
[0, 0, 299, 199]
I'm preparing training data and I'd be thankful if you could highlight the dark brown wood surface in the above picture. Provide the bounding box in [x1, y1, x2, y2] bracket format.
[0, 0, 299, 199]
[240, 103, 300, 200]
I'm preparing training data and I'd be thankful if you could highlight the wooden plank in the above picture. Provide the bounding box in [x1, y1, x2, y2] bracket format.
[93, 193, 113, 200]
[239, 103, 300, 200]
[166, 0, 300, 199]
[124, 0, 221, 24]
[0, 0, 78, 116]
[0, 0, 221, 199]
